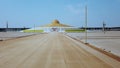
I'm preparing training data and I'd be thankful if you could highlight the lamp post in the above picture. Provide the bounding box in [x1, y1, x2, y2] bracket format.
[103, 21, 106, 34]
[6, 21, 8, 32]
[85, 5, 88, 44]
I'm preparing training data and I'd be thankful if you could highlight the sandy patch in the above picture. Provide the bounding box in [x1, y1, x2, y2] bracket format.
[66, 31, 120, 57]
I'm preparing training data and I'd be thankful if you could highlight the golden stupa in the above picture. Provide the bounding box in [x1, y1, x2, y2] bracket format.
[42, 19, 71, 27]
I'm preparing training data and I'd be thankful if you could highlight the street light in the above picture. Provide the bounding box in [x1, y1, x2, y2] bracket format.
[6, 21, 8, 32]
[103, 21, 106, 34]
[85, 5, 88, 44]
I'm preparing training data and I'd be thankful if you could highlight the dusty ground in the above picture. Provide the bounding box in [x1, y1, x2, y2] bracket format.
[66, 31, 120, 57]
[0, 32, 36, 40]
[0, 32, 120, 68]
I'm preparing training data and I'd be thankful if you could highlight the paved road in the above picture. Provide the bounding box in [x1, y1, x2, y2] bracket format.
[0, 32, 120, 68]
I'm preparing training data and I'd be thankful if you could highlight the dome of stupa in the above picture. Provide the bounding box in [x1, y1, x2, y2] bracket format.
[41, 19, 71, 27]
[52, 19, 60, 24]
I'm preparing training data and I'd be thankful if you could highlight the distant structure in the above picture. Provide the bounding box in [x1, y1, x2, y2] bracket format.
[103, 21, 106, 32]
[1, 20, 119, 32]
[81, 27, 120, 31]
[0, 28, 29, 32]
[0, 21, 29, 32]
[42, 19, 71, 27]
[6, 21, 9, 32]
[23, 19, 77, 32]
[6, 21, 8, 28]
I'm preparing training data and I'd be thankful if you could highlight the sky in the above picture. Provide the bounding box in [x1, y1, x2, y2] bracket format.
[0, 0, 120, 28]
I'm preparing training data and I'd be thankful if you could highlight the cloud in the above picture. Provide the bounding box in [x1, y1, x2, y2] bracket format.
[66, 3, 85, 15]
[67, 5, 80, 14]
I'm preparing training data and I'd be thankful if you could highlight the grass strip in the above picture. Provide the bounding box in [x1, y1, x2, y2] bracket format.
[65, 29, 85, 32]
[23, 30, 44, 32]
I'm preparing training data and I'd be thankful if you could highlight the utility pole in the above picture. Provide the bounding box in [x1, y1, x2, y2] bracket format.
[103, 21, 106, 34]
[6, 21, 8, 32]
[85, 5, 88, 44]
[6, 21, 8, 28]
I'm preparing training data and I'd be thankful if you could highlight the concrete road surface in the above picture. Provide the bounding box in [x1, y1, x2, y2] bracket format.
[0, 32, 120, 68]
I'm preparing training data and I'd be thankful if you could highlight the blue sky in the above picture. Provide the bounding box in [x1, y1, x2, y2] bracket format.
[0, 0, 120, 28]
